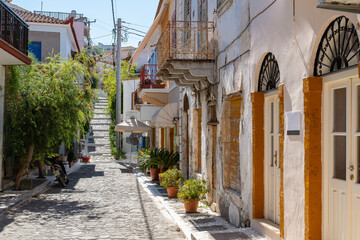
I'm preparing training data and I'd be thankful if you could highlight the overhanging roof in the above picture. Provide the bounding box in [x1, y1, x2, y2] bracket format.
[130, 0, 169, 64]
[317, 0, 360, 13]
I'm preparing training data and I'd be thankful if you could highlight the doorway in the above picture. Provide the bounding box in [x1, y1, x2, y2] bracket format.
[264, 93, 280, 225]
[324, 75, 360, 240]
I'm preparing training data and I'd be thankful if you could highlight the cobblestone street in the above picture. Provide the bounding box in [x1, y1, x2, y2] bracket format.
[0, 96, 184, 240]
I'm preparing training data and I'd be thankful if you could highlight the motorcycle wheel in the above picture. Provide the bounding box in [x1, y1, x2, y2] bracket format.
[58, 170, 66, 187]
[64, 173, 69, 184]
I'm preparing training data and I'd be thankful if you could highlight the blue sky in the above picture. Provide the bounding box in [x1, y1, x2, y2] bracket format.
[12, 0, 159, 47]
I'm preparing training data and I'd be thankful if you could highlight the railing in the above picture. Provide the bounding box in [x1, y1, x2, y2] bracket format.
[157, 21, 214, 68]
[0, 1, 28, 55]
[34, 11, 85, 21]
[140, 64, 166, 89]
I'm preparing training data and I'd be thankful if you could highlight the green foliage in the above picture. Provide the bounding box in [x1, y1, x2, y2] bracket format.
[67, 145, 75, 163]
[5, 51, 96, 166]
[177, 179, 209, 201]
[159, 169, 183, 188]
[90, 71, 100, 89]
[148, 149, 179, 172]
[102, 61, 136, 122]
[137, 148, 180, 173]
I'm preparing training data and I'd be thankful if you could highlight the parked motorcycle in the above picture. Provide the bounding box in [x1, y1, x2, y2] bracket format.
[48, 156, 69, 187]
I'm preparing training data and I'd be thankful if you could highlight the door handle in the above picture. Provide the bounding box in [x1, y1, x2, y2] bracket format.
[273, 151, 278, 167]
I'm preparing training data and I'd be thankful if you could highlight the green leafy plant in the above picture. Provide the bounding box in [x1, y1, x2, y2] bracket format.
[159, 169, 183, 188]
[102, 61, 136, 123]
[5, 50, 96, 190]
[177, 179, 209, 201]
[147, 149, 179, 172]
[137, 148, 168, 172]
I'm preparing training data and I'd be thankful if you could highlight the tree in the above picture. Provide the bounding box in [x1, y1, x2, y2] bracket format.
[6, 52, 96, 190]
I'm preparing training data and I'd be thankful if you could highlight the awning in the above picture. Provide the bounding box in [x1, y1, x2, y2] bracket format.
[151, 102, 178, 128]
[115, 116, 151, 133]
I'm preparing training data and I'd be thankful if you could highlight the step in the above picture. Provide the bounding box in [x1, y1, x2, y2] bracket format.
[89, 152, 112, 156]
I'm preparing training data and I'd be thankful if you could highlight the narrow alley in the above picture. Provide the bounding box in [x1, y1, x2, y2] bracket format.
[0, 97, 184, 240]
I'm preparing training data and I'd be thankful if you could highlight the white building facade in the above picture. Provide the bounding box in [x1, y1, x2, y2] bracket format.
[154, 0, 360, 239]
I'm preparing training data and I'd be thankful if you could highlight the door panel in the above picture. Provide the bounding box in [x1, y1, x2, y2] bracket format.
[265, 95, 280, 224]
[325, 78, 360, 239]
[351, 78, 360, 239]
[328, 81, 350, 240]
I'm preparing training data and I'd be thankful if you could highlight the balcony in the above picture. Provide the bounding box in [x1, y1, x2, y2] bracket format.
[156, 21, 214, 91]
[0, 1, 30, 65]
[137, 64, 171, 107]
[317, 0, 360, 13]
[140, 64, 166, 89]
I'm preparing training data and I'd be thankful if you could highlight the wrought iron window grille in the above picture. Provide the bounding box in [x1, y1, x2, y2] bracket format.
[314, 16, 360, 76]
[258, 53, 280, 92]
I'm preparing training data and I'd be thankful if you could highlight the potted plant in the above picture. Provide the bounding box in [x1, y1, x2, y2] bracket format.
[177, 179, 209, 213]
[153, 150, 179, 173]
[159, 169, 183, 198]
[137, 148, 162, 181]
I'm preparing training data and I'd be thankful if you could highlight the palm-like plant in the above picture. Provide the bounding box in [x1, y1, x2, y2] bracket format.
[150, 149, 179, 172]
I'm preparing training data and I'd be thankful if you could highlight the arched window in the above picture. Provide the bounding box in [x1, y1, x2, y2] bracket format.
[258, 53, 280, 92]
[314, 16, 360, 76]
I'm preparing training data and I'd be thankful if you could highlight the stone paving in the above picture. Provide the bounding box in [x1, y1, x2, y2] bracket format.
[136, 172, 267, 240]
[0, 95, 184, 240]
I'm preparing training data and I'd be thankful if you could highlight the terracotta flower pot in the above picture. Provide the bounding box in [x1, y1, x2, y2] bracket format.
[183, 199, 199, 213]
[150, 168, 159, 181]
[167, 186, 179, 198]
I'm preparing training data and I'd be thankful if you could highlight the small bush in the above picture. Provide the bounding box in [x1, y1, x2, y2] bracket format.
[177, 179, 209, 201]
[159, 169, 183, 188]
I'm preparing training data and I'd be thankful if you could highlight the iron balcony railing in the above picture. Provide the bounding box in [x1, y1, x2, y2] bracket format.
[0, 1, 29, 55]
[140, 64, 166, 89]
[34, 11, 85, 21]
[157, 21, 214, 68]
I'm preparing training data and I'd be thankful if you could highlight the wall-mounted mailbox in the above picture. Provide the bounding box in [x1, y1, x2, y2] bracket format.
[287, 111, 301, 135]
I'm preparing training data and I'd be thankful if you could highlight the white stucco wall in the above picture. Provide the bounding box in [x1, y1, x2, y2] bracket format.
[29, 23, 78, 61]
[174, 0, 360, 237]
[122, 79, 140, 154]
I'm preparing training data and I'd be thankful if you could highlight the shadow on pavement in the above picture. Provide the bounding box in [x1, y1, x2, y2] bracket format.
[0, 164, 104, 232]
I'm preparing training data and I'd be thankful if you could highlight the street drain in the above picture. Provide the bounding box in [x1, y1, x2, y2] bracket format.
[157, 188, 168, 194]
[120, 169, 133, 173]
[195, 225, 227, 231]
[190, 217, 216, 225]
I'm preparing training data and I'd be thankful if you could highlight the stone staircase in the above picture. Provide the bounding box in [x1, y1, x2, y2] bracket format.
[85, 96, 112, 157]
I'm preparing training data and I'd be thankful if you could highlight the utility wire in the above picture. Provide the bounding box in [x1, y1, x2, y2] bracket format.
[126, 32, 145, 38]
[92, 33, 113, 39]
[111, 0, 116, 29]
[122, 21, 150, 29]
[122, 26, 147, 35]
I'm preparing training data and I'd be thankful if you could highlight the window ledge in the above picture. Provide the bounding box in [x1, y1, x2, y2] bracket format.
[251, 219, 281, 240]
